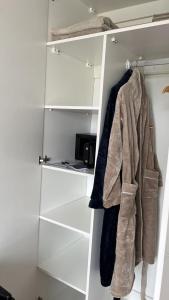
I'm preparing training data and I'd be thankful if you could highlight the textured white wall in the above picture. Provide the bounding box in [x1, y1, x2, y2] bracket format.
[0, 1, 48, 299]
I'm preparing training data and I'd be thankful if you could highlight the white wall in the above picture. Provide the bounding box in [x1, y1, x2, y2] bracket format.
[0, 1, 48, 299]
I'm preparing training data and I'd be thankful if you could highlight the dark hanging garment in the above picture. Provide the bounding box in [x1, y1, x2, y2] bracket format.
[88, 70, 132, 291]
[0, 286, 15, 300]
[100, 205, 120, 287]
[89, 69, 133, 209]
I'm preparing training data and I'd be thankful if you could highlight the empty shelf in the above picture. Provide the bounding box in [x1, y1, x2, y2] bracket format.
[53, 283, 86, 300]
[42, 164, 94, 177]
[40, 196, 91, 236]
[45, 105, 99, 113]
[38, 237, 89, 294]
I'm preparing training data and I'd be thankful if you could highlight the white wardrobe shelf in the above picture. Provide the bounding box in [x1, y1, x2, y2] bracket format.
[42, 164, 94, 177]
[45, 105, 99, 113]
[38, 237, 89, 295]
[40, 196, 91, 237]
[47, 19, 169, 47]
[47, 31, 105, 46]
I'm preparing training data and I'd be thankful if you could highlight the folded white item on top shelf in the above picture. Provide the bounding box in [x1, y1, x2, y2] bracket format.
[51, 16, 118, 40]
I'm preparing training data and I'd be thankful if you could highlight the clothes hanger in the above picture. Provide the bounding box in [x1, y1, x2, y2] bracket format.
[162, 85, 169, 93]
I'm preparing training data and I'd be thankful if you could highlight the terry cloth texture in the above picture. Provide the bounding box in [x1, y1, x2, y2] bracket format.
[152, 12, 169, 22]
[89, 70, 133, 289]
[51, 16, 118, 40]
[89, 69, 133, 209]
[103, 69, 162, 297]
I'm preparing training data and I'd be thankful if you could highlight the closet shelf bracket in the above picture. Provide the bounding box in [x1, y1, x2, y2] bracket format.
[50, 46, 94, 68]
[78, 0, 96, 14]
[111, 36, 118, 44]
[39, 155, 50, 165]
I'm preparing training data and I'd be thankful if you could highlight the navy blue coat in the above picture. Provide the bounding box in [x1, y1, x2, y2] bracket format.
[88, 70, 133, 291]
[89, 69, 133, 209]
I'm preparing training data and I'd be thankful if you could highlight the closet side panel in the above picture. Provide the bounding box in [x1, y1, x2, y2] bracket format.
[157, 255, 169, 300]
[0, 1, 48, 300]
[153, 151, 169, 300]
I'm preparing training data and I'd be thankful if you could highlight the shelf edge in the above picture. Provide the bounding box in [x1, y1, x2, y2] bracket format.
[38, 266, 87, 295]
[46, 19, 169, 46]
[45, 105, 100, 111]
[39, 216, 90, 238]
[42, 164, 94, 177]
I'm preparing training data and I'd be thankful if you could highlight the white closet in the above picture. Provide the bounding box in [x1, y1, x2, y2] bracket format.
[37, 0, 169, 298]
[1, 1, 169, 300]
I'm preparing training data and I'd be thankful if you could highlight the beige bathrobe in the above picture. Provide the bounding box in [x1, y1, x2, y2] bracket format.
[103, 69, 161, 297]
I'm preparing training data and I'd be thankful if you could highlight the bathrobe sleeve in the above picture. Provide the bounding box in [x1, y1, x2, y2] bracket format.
[103, 95, 123, 208]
